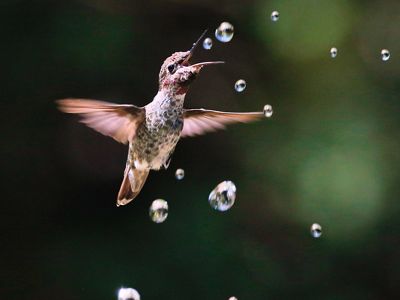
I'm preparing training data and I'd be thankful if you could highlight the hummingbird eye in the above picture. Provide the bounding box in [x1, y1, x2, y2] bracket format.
[167, 63, 177, 74]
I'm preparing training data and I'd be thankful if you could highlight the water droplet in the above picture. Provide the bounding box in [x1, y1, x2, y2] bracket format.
[175, 168, 185, 180]
[208, 181, 236, 211]
[381, 49, 390, 61]
[203, 37, 213, 50]
[234, 79, 246, 92]
[215, 22, 234, 43]
[310, 223, 322, 238]
[330, 47, 337, 58]
[118, 288, 140, 300]
[271, 11, 280, 22]
[228, 297, 238, 300]
[263, 104, 273, 118]
[149, 199, 169, 223]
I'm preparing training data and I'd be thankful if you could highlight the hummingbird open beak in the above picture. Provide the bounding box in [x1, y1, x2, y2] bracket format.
[182, 30, 225, 70]
[189, 29, 208, 55]
[190, 61, 225, 72]
[182, 29, 209, 65]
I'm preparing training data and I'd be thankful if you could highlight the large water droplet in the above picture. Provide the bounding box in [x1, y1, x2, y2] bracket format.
[381, 49, 390, 61]
[175, 168, 185, 180]
[330, 47, 337, 58]
[234, 79, 246, 92]
[215, 22, 234, 43]
[208, 181, 236, 211]
[310, 223, 322, 238]
[118, 288, 140, 300]
[263, 104, 273, 117]
[271, 11, 280, 22]
[149, 199, 169, 223]
[228, 297, 238, 300]
[203, 37, 213, 50]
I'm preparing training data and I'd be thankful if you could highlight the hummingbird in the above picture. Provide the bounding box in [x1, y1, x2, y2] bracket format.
[57, 30, 264, 207]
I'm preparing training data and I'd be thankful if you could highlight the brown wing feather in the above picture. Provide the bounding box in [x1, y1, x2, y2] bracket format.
[57, 98, 145, 144]
[181, 108, 264, 137]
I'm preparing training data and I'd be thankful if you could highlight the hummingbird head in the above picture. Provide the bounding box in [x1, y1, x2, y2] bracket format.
[158, 30, 224, 95]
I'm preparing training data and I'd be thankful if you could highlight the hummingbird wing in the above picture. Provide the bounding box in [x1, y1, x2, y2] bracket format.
[181, 109, 264, 137]
[57, 99, 145, 144]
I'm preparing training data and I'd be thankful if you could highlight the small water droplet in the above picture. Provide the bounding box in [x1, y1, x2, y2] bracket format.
[118, 288, 140, 300]
[149, 199, 168, 223]
[203, 37, 213, 50]
[228, 297, 238, 300]
[234, 79, 246, 92]
[208, 181, 236, 211]
[263, 104, 273, 117]
[175, 168, 185, 180]
[310, 223, 322, 238]
[215, 22, 234, 43]
[271, 11, 280, 22]
[381, 49, 390, 61]
[330, 47, 337, 58]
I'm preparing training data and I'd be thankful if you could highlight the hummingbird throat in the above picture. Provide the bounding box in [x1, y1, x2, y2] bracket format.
[176, 85, 189, 95]
[155, 89, 186, 111]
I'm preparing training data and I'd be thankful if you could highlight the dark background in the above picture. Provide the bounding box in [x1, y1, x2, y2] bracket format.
[2, 0, 400, 299]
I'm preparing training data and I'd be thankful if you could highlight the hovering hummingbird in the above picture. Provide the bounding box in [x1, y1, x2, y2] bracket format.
[57, 30, 264, 206]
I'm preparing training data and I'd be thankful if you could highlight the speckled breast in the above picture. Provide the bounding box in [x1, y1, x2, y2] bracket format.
[130, 107, 183, 170]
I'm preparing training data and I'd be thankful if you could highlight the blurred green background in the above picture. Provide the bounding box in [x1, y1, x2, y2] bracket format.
[2, 0, 400, 299]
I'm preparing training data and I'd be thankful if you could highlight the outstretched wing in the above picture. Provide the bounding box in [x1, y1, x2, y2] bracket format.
[181, 108, 264, 138]
[57, 98, 145, 144]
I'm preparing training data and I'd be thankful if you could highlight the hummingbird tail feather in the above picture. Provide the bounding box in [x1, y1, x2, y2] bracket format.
[116, 165, 149, 206]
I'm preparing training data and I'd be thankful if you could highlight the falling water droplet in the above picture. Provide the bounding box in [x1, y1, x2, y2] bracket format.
[330, 47, 338, 58]
[118, 288, 141, 300]
[263, 104, 273, 117]
[208, 181, 236, 211]
[175, 168, 185, 180]
[149, 199, 169, 223]
[215, 22, 234, 43]
[271, 11, 280, 22]
[234, 79, 247, 92]
[310, 223, 322, 238]
[381, 49, 390, 61]
[203, 37, 213, 50]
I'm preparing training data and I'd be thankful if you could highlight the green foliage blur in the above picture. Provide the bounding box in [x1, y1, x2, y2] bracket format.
[2, 0, 400, 299]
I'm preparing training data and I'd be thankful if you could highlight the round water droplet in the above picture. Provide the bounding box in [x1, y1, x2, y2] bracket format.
[330, 47, 337, 58]
[381, 49, 390, 61]
[208, 181, 236, 211]
[118, 288, 141, 300]
[215, 22, 234, 43]
[271, 11, 280, 22]
[234, 79, 246, 92]
[228, 297, 238, 300]
[203, 37, 213, 50]
[310, 223, 322, 238]
[263, 104, 273, 118]
[149, 199, 168, 223]
[175, 168, 185, 180]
